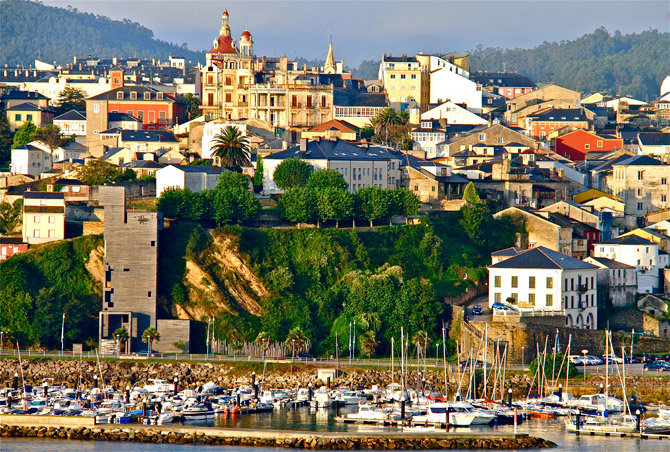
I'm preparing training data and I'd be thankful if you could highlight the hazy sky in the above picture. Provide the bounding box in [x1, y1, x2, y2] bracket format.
[44, 1, 669, 64]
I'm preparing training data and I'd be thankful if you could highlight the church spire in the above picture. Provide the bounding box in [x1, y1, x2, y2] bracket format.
[220, 9, 231, 37]
[324, 42, 336, 73]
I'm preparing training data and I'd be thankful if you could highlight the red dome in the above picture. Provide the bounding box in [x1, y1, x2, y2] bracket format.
[222, 8, 229, 16]
[241, 29, 252, 39]
[210, 35, 236, 54]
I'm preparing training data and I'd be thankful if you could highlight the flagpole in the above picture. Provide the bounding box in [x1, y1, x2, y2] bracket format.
[60, 313, 65, 356]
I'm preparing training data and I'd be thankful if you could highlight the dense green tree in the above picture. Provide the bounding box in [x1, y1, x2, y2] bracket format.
[273, 157, 313, 190]
[285, 326, 309, 354]
[141, 327, 160, 354]
[0, 110, 12, 163]
[460, 203, 489, 247]
[210, 126, 250, 171]
[279, 187, 317, 225]
[212, 186, 259, 225]
[462, 182, 482, 204]
[32, 124, 72, 168]
[315, 187, 353, 228]
[0, 199, 23, 235]
[354, 186, 391, 227]
[252, 157, 264, 186]
[359, 330, 377, 358]
[55, 86, 86, 115]
[261, 295, 311, 343]
[307, 168, 348, 190]
[156, 188, 183, 218]
[77, 160, 135, 185]
[216, 171, 250, 192]
[10, 121, 36, 150]
[179, 93, 201, 120]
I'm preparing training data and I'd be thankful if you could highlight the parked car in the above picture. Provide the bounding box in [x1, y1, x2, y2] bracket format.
[643, 361, 670, 371]
[491, 302, 513, 311]
[624, 356, 641, 364]
[602, 354, 623, 364]
[568, 355, 584, 365]
[472, 305, 482, 315]
[585, 355, 603, 366]
[634, 353, 655, 363]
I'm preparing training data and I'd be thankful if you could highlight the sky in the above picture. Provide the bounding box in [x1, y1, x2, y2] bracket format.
[43, 0, 669, 65]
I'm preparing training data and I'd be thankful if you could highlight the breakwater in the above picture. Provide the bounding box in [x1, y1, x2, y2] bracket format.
[0, 423, 555, 449]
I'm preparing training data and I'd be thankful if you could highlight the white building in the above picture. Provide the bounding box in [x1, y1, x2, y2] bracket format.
[10, 141, 84, 176]
[421, 100, 488, 125]
[156, 165, 224, 196]
[262, 138, 401, 195]
[592, 235, 661, 294]
[488, 246, 599, 329]
[53, 110, 87, 137]
[584, 256, 637, 308]
[424, 55, 482, 113]
[411, 120, 446, 158]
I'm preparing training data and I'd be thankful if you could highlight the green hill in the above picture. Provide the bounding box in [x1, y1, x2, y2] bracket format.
[471, 27, 669, 102]
[0, 0, 204, 66]
[0, 213, 517, 355]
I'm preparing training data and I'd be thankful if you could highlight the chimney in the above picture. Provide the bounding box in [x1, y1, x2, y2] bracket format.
[300, 138, 308, 152]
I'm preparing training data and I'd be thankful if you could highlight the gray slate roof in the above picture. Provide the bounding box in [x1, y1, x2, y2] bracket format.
[54, 109, 86, 121]
[586, 256, 635, 269]
[264, 139, 399, 162]
[489, 246, 597, 270]
[598, 235, 654, 246]
[120, 130, 178, 143]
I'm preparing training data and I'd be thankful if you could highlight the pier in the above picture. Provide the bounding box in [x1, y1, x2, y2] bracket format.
[0, 415, 556, 449]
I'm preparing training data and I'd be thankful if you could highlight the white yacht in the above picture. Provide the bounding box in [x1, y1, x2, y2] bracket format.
[412, 402, 496, 427]
[144, 379, 174, 393]
[338, 390, 367, 405]
[570, 394, 624, 413]
[346, 404, 400, 421]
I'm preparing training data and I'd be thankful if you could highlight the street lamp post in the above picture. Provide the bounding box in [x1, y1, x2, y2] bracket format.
[581, 349, 588, 384]
[116, 334, 120, 359]
[436, 343, 440, 367]
[261, 338, 266, 362]
[521, 347, 525, 370]
[292, 339, 296, 363]
[0, 331, 4, 357]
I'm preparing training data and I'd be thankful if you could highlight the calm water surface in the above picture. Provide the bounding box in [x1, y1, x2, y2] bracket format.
[2, 406, 668, 452]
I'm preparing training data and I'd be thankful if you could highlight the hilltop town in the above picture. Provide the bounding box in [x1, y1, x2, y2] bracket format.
[1, 8, 669, 361]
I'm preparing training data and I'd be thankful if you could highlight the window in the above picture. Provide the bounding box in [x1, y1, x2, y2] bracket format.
[116, 92, 124, 100]
[151, 240, 156, 247]
[584, 144, 590, 150]
[494, 275, 501, 288]
[159, 111, 166, 121]
[511, 276, 518, 288]
[390, 74, 396, 79]
[306, 96, 313, 108]
[478, 133, 486, 141]
[33, 230, 40, 238]
[15, 114, 21, 121]
[225, 93, 232, 103]
[497, 137, 504, 144]
[638, 171, 643, 180]
[156, 92, 163, 100]
[225, 76, 232, 86]
[138, 111, 144, 121]
[411, 74, 416, 79]
[529, 276, 535, 289]
[48, 216, 55, 223]
[48, 230, 55, 238]
[94, 103, 99, 113]
[26, 114, 32, 121]
[291, 95, 297, 107]
[207, 93, 214, 105]
[546, 277, 553, 289]
[144, 92, 151, 100]
[546, 294, 553, 307]
[130, 92, 137, 100]
[414, 185, 418, 191]
[528, 293, 535, 306]
[494, 293, 501, 303]
[597, 140, 603, 147]
[637, 202, 643, 211]
[662, 178, 667, 185]
[33, 216, 40, 223]
[511, 293, 518, 302]
[321, 96, 327, 108]
[662, 195, 667, 203]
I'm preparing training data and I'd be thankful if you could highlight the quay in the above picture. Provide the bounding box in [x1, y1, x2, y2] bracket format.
[572, 429, 670, 440]
[0, 415, 556, 449]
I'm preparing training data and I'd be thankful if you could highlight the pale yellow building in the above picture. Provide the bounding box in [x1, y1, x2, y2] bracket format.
[378, 54, 429, 108]
[200, 9, 345, 132]
[22, 192, 65, 245]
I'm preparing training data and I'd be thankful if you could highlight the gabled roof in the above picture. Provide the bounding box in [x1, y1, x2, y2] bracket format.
[0, 90, 48, 100]
[7, 102, 49, 111]
[161, 164, 222, 174]
[308, 119, 359, 133]
[23, 191, 64, 200]
[491, 247, 524, 257]
[584, 256, 635, 269]
[471, 71, 536, 88]
[489, 246, 597, 270]
[54, 109, 86, 121]
[265, 139, 400, 162]
[614, 155, 666, 166]
[598, 235, 654, 246]
[87, 86, 174, 102]
[101, 147, 125, 160]
[120, 130, 178, 143]
[638, 132, 670, 146]
[528, 108, 587, 122]
[109, 112, 141, 122]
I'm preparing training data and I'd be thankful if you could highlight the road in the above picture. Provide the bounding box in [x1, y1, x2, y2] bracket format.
[466, 295, 491, 322]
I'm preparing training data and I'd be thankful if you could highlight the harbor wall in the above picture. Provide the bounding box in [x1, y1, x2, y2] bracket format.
[0, 414, 95, 427]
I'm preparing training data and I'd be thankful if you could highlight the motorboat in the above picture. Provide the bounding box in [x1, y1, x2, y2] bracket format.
[338, 391, 367, 405]
[346, 403, 400, 421]
[144, 379, 174, 393]
[314, 387, 333, 408]
[182, 402, 214, 419]
[412, 402, 495, 427]
[570, 394, 625, 413]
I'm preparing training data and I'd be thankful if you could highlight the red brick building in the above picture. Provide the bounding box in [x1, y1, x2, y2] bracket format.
[0, 237, 28, 261]
[554, 129, 624, 161]
[526, 108, 590, 140]
[86, 69, 185, 135]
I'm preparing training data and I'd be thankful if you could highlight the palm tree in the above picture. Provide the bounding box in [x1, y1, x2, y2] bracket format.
[141, 327, 160, 356]
[354, 312, 381, 333]
[370, 108, 401, 144]
[359, 331, 378, 359]
[255, 331, 272, 356]
[285, 327, 308, 356]
[210, 125, 251, 171]
[113, 327, 129, 354]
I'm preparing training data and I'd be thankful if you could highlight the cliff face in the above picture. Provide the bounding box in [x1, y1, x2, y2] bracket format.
[175, 233, 267, 321]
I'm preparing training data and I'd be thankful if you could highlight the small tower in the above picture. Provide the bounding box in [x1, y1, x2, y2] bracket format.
[323, 42, 336, 74]
[220, 8, 231, 37]
[110, 67, 124, 90]
[239, 29, 253, 57]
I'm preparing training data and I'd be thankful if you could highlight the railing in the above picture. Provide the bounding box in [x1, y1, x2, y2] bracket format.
[493, 309, 565, 318]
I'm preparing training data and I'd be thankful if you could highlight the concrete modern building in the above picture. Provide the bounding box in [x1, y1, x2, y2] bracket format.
[262, 138, 402, 194]
[22, 192, 65, 244]
[156, 164, 224, 196]
[488, 246, 599, 329]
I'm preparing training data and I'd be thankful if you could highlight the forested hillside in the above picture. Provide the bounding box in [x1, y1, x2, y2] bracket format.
[0, 0, 204, 66]
[0, 213, 517, 355]
[471, 28, 669, 101]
